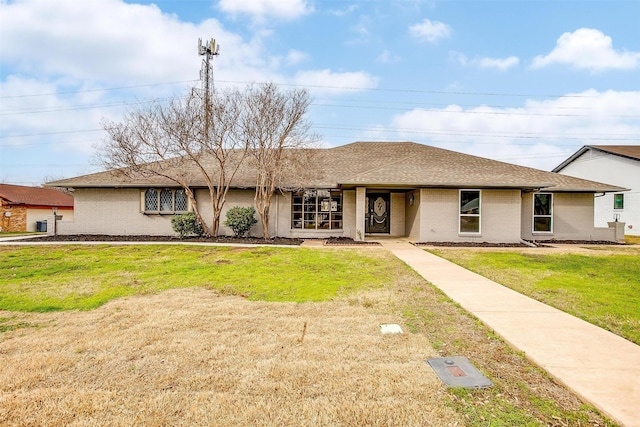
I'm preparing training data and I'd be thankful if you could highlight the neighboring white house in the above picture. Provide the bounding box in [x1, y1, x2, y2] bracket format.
[553, 145, 639, 236]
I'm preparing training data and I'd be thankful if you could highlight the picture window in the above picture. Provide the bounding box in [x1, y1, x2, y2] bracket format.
[292, 189, 342, 230]
[143, 188, 189, 214]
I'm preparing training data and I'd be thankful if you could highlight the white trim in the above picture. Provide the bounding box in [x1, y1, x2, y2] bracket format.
[459, 189, 481, 234]
[532, 192, 553, 233]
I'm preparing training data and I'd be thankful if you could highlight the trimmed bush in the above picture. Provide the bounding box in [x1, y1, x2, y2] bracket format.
[171, 212, 204, 238]
[224, 206, 258, 237]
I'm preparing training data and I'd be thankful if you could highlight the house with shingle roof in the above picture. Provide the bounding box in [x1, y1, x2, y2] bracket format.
[553, 145, 639, 236]
[46, 141, 626, 242]
[0, 184, 74, 232]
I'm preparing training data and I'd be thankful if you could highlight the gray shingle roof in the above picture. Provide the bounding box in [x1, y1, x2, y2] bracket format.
[46, 142, 625, 193]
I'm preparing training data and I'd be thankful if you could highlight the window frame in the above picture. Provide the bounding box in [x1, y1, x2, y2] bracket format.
[613, 193, 624, 210]
[291, 189, 343, 230]
[459, 190, 481, 234]
[142, 188, 190, 215]
[533, 192, 553, 233]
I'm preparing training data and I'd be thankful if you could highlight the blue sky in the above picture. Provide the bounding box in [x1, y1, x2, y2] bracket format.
[1, 0, 639, 186]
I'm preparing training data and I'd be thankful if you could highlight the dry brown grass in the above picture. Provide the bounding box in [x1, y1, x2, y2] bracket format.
[0, 288, 461, 427]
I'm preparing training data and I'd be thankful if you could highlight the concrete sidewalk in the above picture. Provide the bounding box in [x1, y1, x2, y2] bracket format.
[379, 241, 640, 427]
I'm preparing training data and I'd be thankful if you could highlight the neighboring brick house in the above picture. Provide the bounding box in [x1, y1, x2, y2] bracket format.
[0, 184, 74, 232]
[553, 145, 639, 236]
[47, 141, 626, 243]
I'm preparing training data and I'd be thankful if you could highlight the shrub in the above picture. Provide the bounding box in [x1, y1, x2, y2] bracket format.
[224, 206, 258, 237]
[171, 212, 204, 238]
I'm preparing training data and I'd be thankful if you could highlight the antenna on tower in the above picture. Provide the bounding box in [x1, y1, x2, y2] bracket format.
[198, 37, 220, 98]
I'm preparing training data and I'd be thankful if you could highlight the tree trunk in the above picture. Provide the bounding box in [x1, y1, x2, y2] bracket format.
[184, 189, 210, 237]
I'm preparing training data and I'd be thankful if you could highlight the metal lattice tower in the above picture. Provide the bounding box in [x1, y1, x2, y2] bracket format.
[198, 38, 220, 98]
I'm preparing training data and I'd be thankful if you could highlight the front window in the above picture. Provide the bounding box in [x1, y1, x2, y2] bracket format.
[145, 188, 159, 211]
[614, 194, 624, 210]
[175, 189, 188, 212]
[144, 188, 189, 214]
[533, 193, 553, 232]
[160, 189, 173, 212]
[292, 189, 342, 230]
[459, 190, 480, 233]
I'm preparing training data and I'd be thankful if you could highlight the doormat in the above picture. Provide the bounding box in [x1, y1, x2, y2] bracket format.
[426, 356, 493, 389]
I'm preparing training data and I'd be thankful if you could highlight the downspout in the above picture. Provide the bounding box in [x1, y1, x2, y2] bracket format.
[274, 193, 279, 237]
[520, 239, 537, 248]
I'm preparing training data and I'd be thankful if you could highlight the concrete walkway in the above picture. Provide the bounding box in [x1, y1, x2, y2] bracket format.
[379, 241, 640, 427]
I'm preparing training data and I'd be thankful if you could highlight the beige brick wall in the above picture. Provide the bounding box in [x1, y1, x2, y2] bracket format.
[58, 188, 175, 235]
[418, 188, 522, 243]
[521, 192, 616, 241]
[389, 193, 405, 237]
[206, 189, 262, 237]
[406, 191, 420, 240]
[59, 188, 269, 237]
[481, 190, 522, 242]
[342, 190, 356, 239]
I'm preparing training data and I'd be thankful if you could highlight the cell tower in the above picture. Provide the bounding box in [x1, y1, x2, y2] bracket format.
[198, 38, 220, 99]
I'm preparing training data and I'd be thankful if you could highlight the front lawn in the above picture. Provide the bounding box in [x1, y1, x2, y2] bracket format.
[430, 247, 640, 345]
[0, 244, 615, 426]
[0, 245, 389, 311]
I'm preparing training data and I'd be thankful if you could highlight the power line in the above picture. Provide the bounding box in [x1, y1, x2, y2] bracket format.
[0, 77, 613, 101]
[216, 79, 603, 99]
[0, 80, 199, 99]
[312, 102, 640, 118]
[3, 95, 639, 119]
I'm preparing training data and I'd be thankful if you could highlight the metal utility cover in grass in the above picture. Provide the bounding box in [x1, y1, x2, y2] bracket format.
[426, 356, 493, 389]
[379, 324, 403, 334]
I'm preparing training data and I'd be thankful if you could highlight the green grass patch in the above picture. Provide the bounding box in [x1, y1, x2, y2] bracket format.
[0, 316, 40, 333]
[0, 245, 392, 311]
[396, 271, 616, 426]
[430, 249, 640, 345]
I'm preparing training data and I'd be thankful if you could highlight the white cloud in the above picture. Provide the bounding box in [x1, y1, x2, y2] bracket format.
[376, 49, 402, 64]
[293, 69, 379, 95]
[477, 56, 519, 71]
[449, 51, 468, 66]
[532, 28, 640, 72]
[0, 0, 271, 86]
[327, 4, 359, 17]
[385, 90, 640, 170]
[218, 0, 312, 21]
[409, 19, 451, 43]
[449, 52, 519, 71]
[286, 49, 309, 66]
[0, 0, 297, 184]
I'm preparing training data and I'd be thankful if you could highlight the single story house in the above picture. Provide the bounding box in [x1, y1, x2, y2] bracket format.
[553, 145, 639, 236]
[0, 183, 74, 232]
[46, 141, 627, 243]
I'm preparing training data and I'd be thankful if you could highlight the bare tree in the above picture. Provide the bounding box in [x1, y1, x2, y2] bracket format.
[239, 83, 319, 239]
[100, 88, 246, 236]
